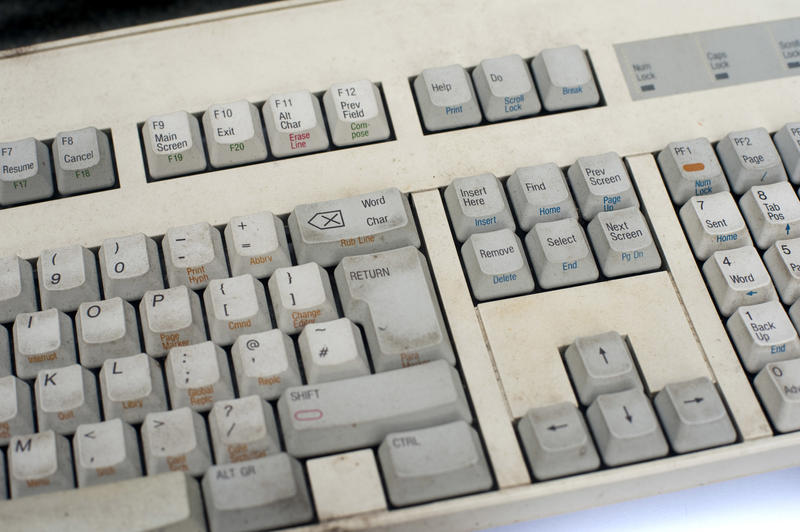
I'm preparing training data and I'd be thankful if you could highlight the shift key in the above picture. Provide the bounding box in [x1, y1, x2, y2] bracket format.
[288, 187, 420, 267]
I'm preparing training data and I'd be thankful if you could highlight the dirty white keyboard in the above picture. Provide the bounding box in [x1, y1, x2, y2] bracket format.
[2, 0, 800, 530]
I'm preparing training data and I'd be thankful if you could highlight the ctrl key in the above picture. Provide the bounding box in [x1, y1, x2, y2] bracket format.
[202, 453, 313, 532]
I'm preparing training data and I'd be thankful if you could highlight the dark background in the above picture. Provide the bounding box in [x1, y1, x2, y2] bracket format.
[0, 1, 270, 51]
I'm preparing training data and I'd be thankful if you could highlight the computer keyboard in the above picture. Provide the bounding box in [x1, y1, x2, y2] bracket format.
[2, 0, 800, 530]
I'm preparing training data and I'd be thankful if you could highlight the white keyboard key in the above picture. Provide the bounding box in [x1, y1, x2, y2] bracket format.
[0, 138, 53, 206]
[413, 64, 482, 132]
[739, 182, 800, 249]
[0, 376, 34, 445]
[262, 90, 329, 157]
[716, 128, 787, 194]
[288, 187, 420, 267]
[98, 233, 164, 301]
[461, 229, 534, 301]
[531, 45, 600, 111]
[754, 359, 800, 432]
[764, 238, 800, 304]
[165, 342, 234, 412]
[73, 419, 141, 487]
[52, 127, 114, 194]
[588, 207, 661, 277]
[564, 331, 643, 406]
[322, 79, 391, 146]
[163, 222, 228, 289]
[298, 318, 370, 383]
[0, 256, 37, 322]
[444, 173, 516, 242]
[524, 217, 599, 289]
[35, 364, 100, 435]
[231, 330, 301, 400]
[37, 245, 100, 312]
[278, 360, 470, 457]
[202, 100, 268, 168]
[208, 395, 280, 464]
[378, 421, 492, 506]
[142, 407, 211, 476]
[267, 262, 338, 334]
[8, 430, 74, 498]
[99, 353, 168, 424]
[702, 246, 777, 316]
[568, 152, 639, 221]
[654, 377, 736, 453]
[224, 211, 291, 278]
[678, 192, 751, 260]
[586, 388, 669, 466]
[140, 286, 206, 357]
[75, 297, 141, 368]
[517, 402, 600, 481]
[657, 138, 728, 204]
[728, 301, 800, 373]
[774, 122, 800, 184]
[335, 246, 455, 372]
[142, 111, 207, 179]
[13, 308, 76, 379]
[471, 54, 541, 122]
[506, 163, 577, 231]
[202, 454, 313, 532]
[203, 274, 271, 346]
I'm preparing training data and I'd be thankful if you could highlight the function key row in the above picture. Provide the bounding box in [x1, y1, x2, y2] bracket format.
[141, 80, 393, 180]
[0, 129, 117, 208]
[445, 153, 661, 301]
[413, 45, 602, 133]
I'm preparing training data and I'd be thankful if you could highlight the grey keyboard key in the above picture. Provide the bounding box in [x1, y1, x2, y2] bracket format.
[208, 395, 280, 464]
[165, 342, 234, 412]
[587, 207, 661, 277]
[142, 407, 211, 476]
[517, 402, 599, 480]
[73, 418, 142, 487]
[414, 64, 482, 131]
[568, 152, 639, 221]
[322, 80, 390, 146]
[764, 238, 800, 305]
[754, 359, 800, 433]
[0, 375, 34, 446]
[52, 127, 115, 194]
[288, 187, 420, 267]
[298, 318, 370, 384]
[472, 54, 541, 122]
[564, 331, 642, 406]
[99, 353, 168, 424]
[262, 90, 329, 157]
[702, 246, 777, 316]
[13, 308, 77, 379]
[139, 286, 206, 357]
[37, 245, 101, 312]
[444, 173, 516, 242]
[0, 325, 7, 376]
[142, 111, 207, 179]
[231, 330, 301, 400]
[0, 138, 53, 206]
[657, 138, 728, 204]
[378, 421, 492, 506]
[739, 181, 800, 249]
[531, 45, 599, 111]
[727, 300, 800, 373]
[0, 256, 37, 322]
[277, 360, 470, 457]
[679, 192, 751, 260]
[716, 128, 787, 194]
[654, 377, 736, 453]
[76, 297, 141, 368]
[267, 262, 338, 334]
[202, 100, 268, 168]
[774, 123, 800, 184]
[202, 454, 313, 532]
[506, 163, 577, 231]
[586, 388, 669, 466]
[334, 246, 454, 372]
[225, 211, 291, 278]
[35, 364, 101, 435]
[163, 222, 229, 290]
[524, 217, 598, 289]
[461, 229, 535, 301]
[98, 233, 164, 301]
[8, 430, 74, 498]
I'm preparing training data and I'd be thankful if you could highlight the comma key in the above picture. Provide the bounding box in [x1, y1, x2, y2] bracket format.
[73, 419, 142, 487]
[334, 246, 455, 372]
